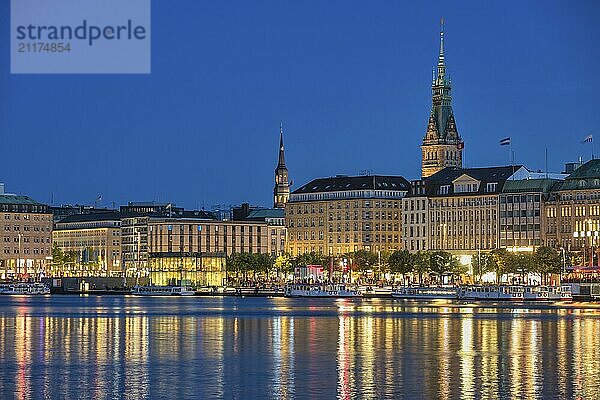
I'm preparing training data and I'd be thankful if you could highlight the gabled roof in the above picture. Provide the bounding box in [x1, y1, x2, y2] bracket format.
[293, 175, 410, 194]
[560, 159, 600, 190]
[565, 159, 600, 180]
[424, 165, 524, 197]
[427, 166, 523, 184]
[452, 173, 480, 183]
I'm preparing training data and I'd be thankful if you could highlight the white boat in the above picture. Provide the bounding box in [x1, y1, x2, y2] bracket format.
[547, 285, 573, 301]
[196, 286, 217, 295]
[458, 285, 524, 301]
[284, 284, 362, 298]
[523, 286, 550, 301]
[0, 282, 50, 295]
[392, 286, 458, 300]
[131, 285, 195, 296]
[361, 286, 394, 297]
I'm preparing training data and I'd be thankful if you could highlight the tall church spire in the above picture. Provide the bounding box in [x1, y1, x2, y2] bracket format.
[436, 18, 447, 86]
[274, 122, 290, 208]
[421, 20, 464, 179]
[278, 122, 286, 166]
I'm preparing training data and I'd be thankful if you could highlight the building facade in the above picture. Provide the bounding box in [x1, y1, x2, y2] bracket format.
[403, 166, 527, 262]
[286, 175, 410, 256]
[544, 160, 600, 264]
[421, 25, 464, 179]
[0, 191, 53, 280]
[145, 217, 286, 285]
[121, 210, 286, 279]
[51, 212, 123, 277]
[499, 179, 560, 251]
[402, 180, 429, 252]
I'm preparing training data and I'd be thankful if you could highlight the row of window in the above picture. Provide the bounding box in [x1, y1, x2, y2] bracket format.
[3, 237, 50, 243]
[430, 197, 497, 207]
[2, 247, 50, 255]
[288, 200, 401, 216]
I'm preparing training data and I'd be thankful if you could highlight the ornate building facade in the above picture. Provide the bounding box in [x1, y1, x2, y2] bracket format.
[286, 175, 410, 256]
[52, 212, 123, 277]
[403, 166, 528, 258]
[544, 160, 600, 264]
[0, 190, 53, 280]
[421, 25, 464, 179]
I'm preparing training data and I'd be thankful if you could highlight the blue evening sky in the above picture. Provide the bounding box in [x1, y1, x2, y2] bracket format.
[1, 0, 599, 209]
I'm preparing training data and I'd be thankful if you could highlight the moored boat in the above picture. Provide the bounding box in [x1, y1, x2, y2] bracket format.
[391, 286, 458, 300]
[131, 285, 195, 296]
[523, 285, 550, 301]
[458, 285, 524, 301]
[361, 286, 394, 298]
[0, 282, 50, 295]
[284, 283, 362, 298]
[547, 285, 573, 301]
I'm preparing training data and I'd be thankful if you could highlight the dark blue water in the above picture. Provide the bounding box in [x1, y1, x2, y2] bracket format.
[0, 296, 599, 399]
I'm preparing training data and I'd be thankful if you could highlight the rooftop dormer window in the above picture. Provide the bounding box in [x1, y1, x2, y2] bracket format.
[454, 183, 479, 193]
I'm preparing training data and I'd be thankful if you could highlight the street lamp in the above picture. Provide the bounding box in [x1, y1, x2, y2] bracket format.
[559, 247, 566, 282]
[18, 233, 23, 280]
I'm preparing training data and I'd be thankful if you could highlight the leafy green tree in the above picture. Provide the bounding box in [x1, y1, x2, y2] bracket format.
[273, 253, 293, 277]
[51, 244, 78, 275]
[226, 253, 243, 282]
[350, 250, 378, 273]
[293, 252, 325, 268]
[449, 257, 467, 282]
[489, 248, 510, 284]
[471, 252, 493, 283]
[52, 243, 64, 265]
[413, 250, 431, 284]
[535, 246, 562, 285]
[505, 252, 535, 283]
[378, 250, 392, 275]
[429, 251, 463, 284]
[429, 251, 450, 278]
[388, 250, 415, 285]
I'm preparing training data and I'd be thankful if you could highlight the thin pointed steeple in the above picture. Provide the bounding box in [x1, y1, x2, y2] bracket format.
[421, 20, 464, 178]
[274, 122, 290, 208]
[278, 122, 286, 166]
[436, 17, 447, 86]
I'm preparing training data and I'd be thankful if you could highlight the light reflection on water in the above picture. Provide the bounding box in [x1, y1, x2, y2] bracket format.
[0, 297, 600, 399]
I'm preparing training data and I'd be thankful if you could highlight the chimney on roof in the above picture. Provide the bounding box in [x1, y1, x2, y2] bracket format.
[0, 183, 4, 195]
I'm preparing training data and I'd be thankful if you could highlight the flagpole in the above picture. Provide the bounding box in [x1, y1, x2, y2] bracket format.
[545, 148, 548, 179]
[510, 140, 515, 180]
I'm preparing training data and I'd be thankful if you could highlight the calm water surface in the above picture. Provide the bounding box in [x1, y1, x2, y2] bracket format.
[0, 296, 599, 399]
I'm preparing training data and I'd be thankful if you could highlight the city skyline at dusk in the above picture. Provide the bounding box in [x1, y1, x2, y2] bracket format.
[1, 1, 599, 210]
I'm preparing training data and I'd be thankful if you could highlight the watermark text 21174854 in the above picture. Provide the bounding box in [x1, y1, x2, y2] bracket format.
[18, 43, 72, 53]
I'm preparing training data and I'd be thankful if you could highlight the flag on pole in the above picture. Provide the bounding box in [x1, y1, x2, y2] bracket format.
[499, 137, 511, 146]
[582, 134, 593, 143]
